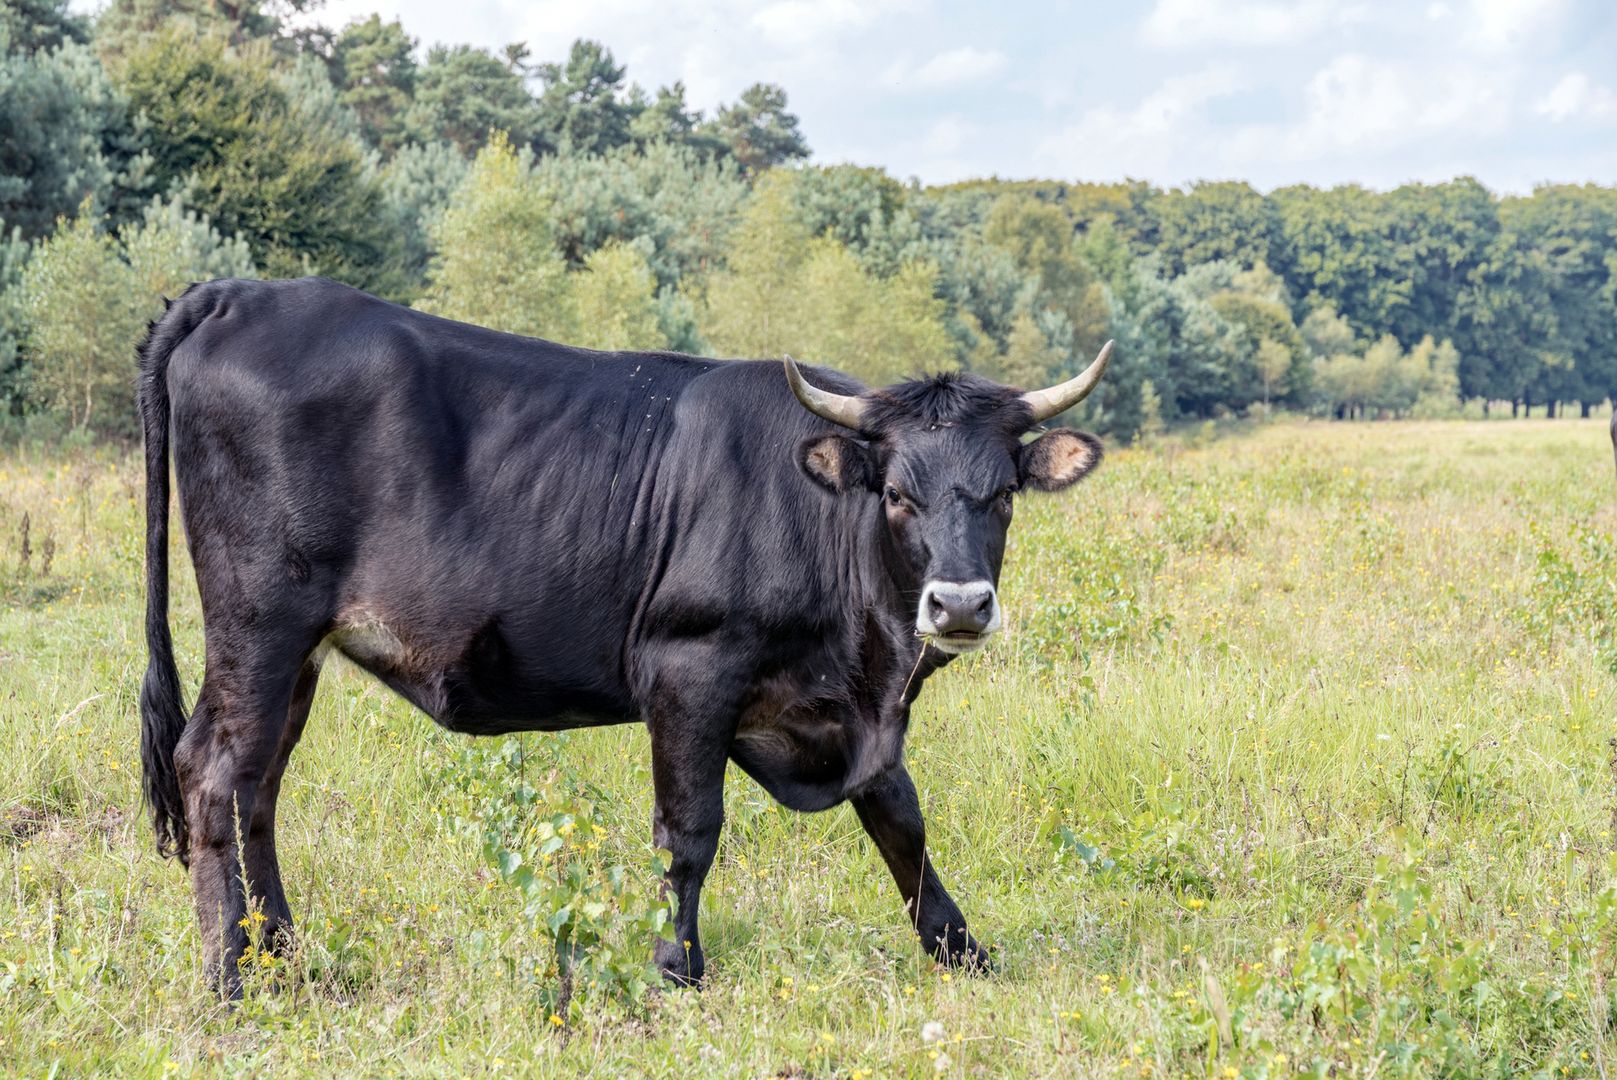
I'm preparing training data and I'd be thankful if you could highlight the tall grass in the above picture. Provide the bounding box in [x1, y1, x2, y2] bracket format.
[2, 418, 1615, 1076]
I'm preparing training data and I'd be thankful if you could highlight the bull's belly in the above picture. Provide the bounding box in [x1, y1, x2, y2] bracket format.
[321, 613, 637, 735]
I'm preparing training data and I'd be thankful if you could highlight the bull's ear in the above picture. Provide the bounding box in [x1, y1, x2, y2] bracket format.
[1018, 428, 1103, 492]
[799, 434, 875, 494]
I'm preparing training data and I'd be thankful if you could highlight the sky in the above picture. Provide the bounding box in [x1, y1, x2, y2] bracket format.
[130, 0, 1617, 192]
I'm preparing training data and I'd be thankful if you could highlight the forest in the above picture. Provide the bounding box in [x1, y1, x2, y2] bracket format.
[4, 0, 1616, 442]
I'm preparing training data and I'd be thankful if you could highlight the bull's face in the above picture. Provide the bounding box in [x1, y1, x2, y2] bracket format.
[786, 345, 1111, 655]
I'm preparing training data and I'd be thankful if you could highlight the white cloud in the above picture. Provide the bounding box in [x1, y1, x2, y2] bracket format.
[854, 114, 985, 183]
[921, 115, 976, 154]
[1536, 71, 1617, 122]
[1035, 66, 1248, 179]
[886, 47, 1008, 89]
[1141, 0, 1345, 48]
[1223, 52, 1511, 169]
[751, 0, 887, 45]
[300, 0, 920, 112]
[1467, 0, 1566, 50]
[248, 0, 1617, 191]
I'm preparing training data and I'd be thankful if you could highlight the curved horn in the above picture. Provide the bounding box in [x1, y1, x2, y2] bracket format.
[783, 355, 868, 430]
[1020, 340, 1114, 423]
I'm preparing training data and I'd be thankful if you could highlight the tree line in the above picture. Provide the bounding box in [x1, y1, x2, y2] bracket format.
[2, 0, 1613, 443]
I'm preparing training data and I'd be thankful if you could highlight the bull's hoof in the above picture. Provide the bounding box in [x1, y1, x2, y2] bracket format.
[654, 939, 705, 988]
[928, 926, 995, 974]
[202, 963, 245, 1003]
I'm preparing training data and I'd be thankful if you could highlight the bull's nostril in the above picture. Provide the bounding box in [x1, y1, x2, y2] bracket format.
[928, 594, 947, 619]
[975, 595, 993, 616]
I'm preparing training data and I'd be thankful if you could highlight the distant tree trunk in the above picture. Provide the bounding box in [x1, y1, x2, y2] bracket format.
[1511, 399, 1520, 418]
[1548, 400, 1557, 419]
[1582, 401, 1592, 418]
[1482, 399, 1490, 418]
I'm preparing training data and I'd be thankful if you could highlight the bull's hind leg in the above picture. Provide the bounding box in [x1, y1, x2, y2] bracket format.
[174, 640, 314, 995]
[852, 764, 991, 971]
[242, 658, 320, 957]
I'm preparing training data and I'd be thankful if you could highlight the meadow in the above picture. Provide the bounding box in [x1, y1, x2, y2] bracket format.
[3, 416, 1616, 1078]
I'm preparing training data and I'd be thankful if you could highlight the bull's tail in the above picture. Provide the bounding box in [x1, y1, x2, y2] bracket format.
[137, 285, 211, 864]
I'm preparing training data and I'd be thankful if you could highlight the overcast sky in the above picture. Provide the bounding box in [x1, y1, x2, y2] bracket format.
[123, 0, 1617, 192]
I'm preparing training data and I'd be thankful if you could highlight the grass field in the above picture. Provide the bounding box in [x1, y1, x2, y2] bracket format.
[4, 417, 1617, 1078]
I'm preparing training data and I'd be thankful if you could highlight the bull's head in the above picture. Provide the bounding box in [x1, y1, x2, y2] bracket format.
[784, 343, 1111, 654]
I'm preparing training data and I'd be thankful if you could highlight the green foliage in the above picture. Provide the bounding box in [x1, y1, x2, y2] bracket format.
[984, 193, 1091, 304]
[0, 0, 88, 56]
[376, 140, 468, 298]
[13, 212, 142, 435]
[1134, 378, 1165, 443]
[0, 223, 31, 413]
[1267, 837, 1496, 1068]
[1151, 181, 1273, 275]
[628, 82, 708, 150]
[1207, 290, 1307, 406]
[533, 140, 747, 287]
[979, 310, 1065, 389]
[1016, 507, 1173, 665]
[1417, 725, 1499, 819]
[788, 164, 916, 273]
[534, 40, 635, 157]
[92, 0, 306, 59]
[704, 83, 809, 173]
[405, 43, 542, 155]
[1095, 257, 1250, 437]
[1253, 338, 1291, 406]
[1499, 185, 1617, 407]
[330, 15, 417, 152]
[415, 132, 573, 340]
[0, 40, 150, 240]
[1523, 518, 1617, 675]
[700, 173, 951, 383]
[1051, 798, 1219, 897]
[978, 193, 1112, 394]
[1316, 333, 1461, 418]
[113, 31, 392, 288]
[439, 735, 676, 1019]
[569, 241, 667, 351]
[277, 51, 364, 145]
[1298, 303, 1356, 359]
[11, 196, 254, 436]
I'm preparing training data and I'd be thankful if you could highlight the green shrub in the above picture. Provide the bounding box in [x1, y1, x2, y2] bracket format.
[1522, 518, 1617, 673]
[415, 132, 575, 341]
[11, 195, 253, 436]
[438, 735, 676, 1022]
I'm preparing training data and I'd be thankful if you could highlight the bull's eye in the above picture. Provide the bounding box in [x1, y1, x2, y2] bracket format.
[885, 485, 904, 508]
[998, 485, 1017, 509]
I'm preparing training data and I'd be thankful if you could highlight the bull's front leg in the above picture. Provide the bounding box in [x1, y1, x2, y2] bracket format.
[852, 764, 992, 970]
[647, 700, 730, 986]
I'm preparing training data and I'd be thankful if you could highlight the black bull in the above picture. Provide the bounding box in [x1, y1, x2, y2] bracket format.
[137, 277, 1111, 992]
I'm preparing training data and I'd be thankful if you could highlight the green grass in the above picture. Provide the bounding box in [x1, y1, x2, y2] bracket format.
[3, 418, 1616, 1077]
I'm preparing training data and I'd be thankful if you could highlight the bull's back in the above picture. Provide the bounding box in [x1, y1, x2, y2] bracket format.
[163, 277, 711, 731]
